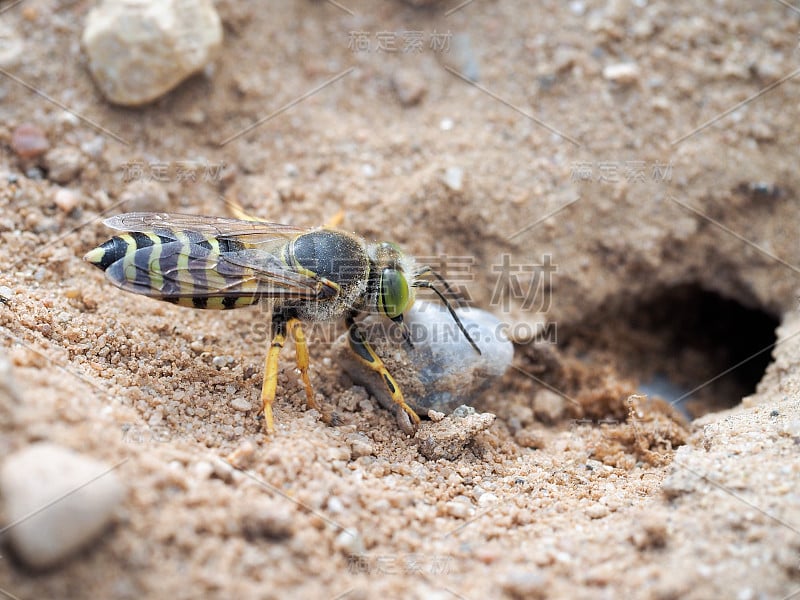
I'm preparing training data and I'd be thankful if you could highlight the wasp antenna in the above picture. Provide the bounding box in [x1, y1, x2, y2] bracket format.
[427, 268, 467, 305]
[415, 265, 431, 277]
[413, 281, 481, 355]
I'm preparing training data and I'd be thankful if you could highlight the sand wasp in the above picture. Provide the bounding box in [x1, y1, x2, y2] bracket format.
[84, 212, 480, 433]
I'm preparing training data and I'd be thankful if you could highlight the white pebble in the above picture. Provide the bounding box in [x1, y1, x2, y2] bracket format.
[477, 492, 499, 507]
[53, 188, 80, 214]
[212, 355, 233, 369]
[44, 147, 84, 184]
[586, 503, 609, 519]
[334, 527, 364, 555]
[0, 444, 125, 569]
[442, 166, 464, 192]
[230, 397, 252, 412]
[80, 136, 105, 158]
[568, 1, 585, 15]
[327, 496, 345, 514]
[82, 0, 223, 106]
[445, 500, 475, 519]
[602, 63, 641, 84]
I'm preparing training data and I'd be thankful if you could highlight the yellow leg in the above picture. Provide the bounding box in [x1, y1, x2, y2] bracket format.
[346, 317, 421, 428]
[261, 319, 288, 433]
[225, 193, 262, 222]
[227, 190, 345, 228]
[325, 209, 345, 228]
[287, 317, 318, 411]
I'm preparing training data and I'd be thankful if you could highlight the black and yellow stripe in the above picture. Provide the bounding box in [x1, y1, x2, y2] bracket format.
[85, 229, 261, 310]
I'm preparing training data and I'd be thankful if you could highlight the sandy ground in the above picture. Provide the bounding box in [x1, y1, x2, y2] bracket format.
[1, 0, 800, 598]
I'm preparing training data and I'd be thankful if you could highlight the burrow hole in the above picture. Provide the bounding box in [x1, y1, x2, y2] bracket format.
[566, 283, 779, 417]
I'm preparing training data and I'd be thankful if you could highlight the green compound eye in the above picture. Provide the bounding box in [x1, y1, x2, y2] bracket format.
[378, 268, 410, 319]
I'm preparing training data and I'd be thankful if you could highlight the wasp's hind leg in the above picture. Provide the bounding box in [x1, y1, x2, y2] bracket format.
[261, 314, 289, 433]
[287, 317, 319, 413]
[345, 315, 421, 431]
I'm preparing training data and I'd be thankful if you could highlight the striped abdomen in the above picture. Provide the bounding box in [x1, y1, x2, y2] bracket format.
[85, 230, 261, 310]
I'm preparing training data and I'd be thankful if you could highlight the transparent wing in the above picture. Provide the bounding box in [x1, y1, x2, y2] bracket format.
[103, 212, 311, 246]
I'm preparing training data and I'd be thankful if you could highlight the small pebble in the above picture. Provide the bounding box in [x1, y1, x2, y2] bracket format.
[346, 433, 375, 458]
[416, 408, 495, 460]
[477, 492, 498, 507]
[602, 62, 641, 85]
[11, 123, 49, 159]
[502, 570, 548, 600]
[226, 440, 256, 468]
[568, 1, 585, 16]
[212, 355, 233, 369]
[333, 527, 364, 555]
[230, 397, 251, 412]
[82, 0, 223, 106]
[53, 188, 80, 214]
[442, 166, 464, 192]
[427, 409, 445, 422]
[327, 496, 345, 513]
[586, 503, 610, 519]
[0, 443, 125, 569]
[44, 146, 84, 184]
[444, 499, 474, 519]
[326, 445, 351, 462]
[392, 68, 427, 107]
[533, 389, 565, 423]
[81, 136, 106, 158]
[119, 181, 169, 213]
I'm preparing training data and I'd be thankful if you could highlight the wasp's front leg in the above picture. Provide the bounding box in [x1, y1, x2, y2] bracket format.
[345, 314, 421, 431]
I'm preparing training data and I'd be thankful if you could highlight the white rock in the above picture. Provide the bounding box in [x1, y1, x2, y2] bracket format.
[337, 301, 514, 417]
[602, 62, 641, 84]
[230, 397, 252, 412]
[82, 0, 223, 106]
[442, 166, 464, 192]
[44, 147, 85, 184]
[444, 499, 474, 519]
[402, 302, 514, 413]
[533, 389, 566, 423]
[53, 188, 81, 214]
[0, 443, 125, 569]
[333, 527, 364, 555]
[477, 492, 499, 507]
